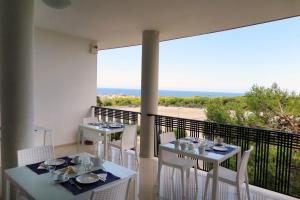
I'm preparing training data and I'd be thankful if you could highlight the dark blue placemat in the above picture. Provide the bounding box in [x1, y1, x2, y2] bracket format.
[26, 157, 75, 175]
[59, 169, 120, 195]
[206, 146, 236, 155]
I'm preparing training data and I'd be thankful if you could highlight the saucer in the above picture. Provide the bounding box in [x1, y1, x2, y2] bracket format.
[54, 176, 69, 183]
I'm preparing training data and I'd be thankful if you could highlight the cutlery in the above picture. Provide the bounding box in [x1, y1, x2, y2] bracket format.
[69, 179, 82, 190]
[90, 172, 107, 182]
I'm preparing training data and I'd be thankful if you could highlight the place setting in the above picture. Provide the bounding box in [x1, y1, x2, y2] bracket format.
[26, 156, 77, 175]
[56, 156, 121, 195]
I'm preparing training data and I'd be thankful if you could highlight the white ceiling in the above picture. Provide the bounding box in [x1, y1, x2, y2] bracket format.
[35, 0, 300, 50]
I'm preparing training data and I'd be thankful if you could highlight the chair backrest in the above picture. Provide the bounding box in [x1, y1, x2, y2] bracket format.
[90, 177, 131, 200]
[237, 148, 253, 185]
[121, 125, 137, 150]
[17, 145, 55, 166]
[83, 117, 99, 125]
[160, 132, 176, 145]
[159, 132, 177, 162]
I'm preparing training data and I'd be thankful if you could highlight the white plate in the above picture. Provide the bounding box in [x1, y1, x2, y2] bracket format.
[212, 146, 228, 152]
[44, 159, 65, 166]
[76, 173, 100, 184]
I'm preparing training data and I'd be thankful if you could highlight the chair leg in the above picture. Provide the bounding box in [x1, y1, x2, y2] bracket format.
[119, 149, 124, 166]
[171, 168, 175, 178]
[203, 176, 210, 200]
[245, 181, 251, 200]
[236, 185, 241, 200]
[245, 173, 251, 200]
[181, 168, 186, 199]
[134, 148, 139, 167]
[194, 165, 198, 189]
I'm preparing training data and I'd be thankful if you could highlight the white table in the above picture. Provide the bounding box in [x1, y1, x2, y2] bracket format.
[4, 153, 137, 200]
[78, 124, 124, 160]
[158, 141, 241, 200]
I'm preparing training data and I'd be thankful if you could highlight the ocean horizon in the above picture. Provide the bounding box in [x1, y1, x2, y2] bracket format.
[97, 88, 244, 97]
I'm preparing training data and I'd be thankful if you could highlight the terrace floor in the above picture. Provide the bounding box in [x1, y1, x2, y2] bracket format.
[55, 143, 299, 200]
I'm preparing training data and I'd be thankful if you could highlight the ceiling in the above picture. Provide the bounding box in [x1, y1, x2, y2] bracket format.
[35, 0, 300, 50]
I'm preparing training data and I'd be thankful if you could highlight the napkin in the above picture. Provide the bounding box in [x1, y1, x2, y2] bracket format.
[37, 163, 47, 170]
[96, 173, 107, 181]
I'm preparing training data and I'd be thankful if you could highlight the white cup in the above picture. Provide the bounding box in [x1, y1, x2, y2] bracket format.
[198, 142, 206, 154]
[56, 172, 66, 181]
[174, 139, 180, 149]
[188, 143, 194, 150]
[216, 137, 224, 145]
[180, 142, 187, 150]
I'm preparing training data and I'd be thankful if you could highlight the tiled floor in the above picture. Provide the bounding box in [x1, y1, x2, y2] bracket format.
[55, 143, 299, 200]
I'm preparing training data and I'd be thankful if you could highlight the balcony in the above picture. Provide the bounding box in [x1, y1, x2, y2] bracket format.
[93, 106, 300, 199]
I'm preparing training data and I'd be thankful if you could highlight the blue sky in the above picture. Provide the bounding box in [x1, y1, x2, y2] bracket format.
[97, 16, 300, 93]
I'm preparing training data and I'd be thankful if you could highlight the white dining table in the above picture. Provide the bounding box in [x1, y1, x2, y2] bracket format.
[78, 124, 124, 160]
[158, 140, 241, 200]
[4, 152, 137, 200]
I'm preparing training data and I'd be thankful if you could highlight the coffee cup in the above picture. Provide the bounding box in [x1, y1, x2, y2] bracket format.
[188, 143, 194, 150]
[180, 142, 187, 150]
[56, 172, 66, 181]
[198, 142, 206, 154]
[174, 139, 180, 149]
[216, 137, 224, 145]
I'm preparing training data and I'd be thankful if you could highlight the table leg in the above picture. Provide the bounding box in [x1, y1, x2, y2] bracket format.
[104, 133, 108, 160]
[77, 129, 82, 153]
[211, 161, 219, 200]
[43, 131, 46, 146]
[5, 178, 10, 200]
[157, 147, 162, 196]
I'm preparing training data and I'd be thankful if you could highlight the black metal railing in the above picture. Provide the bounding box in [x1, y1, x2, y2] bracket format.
[151, 114, 300, 198]
[93, 106, 140, 125]
[92, 106, 300, 198]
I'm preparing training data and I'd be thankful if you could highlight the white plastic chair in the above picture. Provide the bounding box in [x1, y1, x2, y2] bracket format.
[203, 148, 253, 200]
[90, 177, 131, 200]
[158, 132, 198, 199]
[108, 125, 138, 166]
[17, 145, 55, 200]
[17, 145, 55, 166]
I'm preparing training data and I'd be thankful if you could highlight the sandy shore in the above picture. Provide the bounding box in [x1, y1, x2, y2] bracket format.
[106, 106, 207, 120]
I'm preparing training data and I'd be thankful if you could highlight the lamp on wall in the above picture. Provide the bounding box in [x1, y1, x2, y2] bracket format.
[90, 42, 100, 54]
[42, 0, 71, 9]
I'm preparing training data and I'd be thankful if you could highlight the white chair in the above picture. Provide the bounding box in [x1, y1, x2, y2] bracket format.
[17, 145, 55, 200]
[17, 145, 55, 166]
[83, 117, 99, 125]
[203, 148, 253, 200]
[108, 125, 138, 166]
[158, 132, 198, 199]
[90, 177, 131, 200]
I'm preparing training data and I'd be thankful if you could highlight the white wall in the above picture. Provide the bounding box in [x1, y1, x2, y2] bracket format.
[34, 28, 97, 146]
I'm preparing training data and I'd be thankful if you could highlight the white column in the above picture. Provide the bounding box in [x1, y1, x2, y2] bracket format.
[140, 30, 159, 158]
[1, 0, 34, 171]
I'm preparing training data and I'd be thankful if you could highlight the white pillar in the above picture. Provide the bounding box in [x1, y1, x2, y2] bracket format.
[1, 0, 34, 171]
[140, 30, 159, 158]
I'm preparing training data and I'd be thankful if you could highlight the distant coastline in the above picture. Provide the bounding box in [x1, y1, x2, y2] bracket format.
[97, 88, 244, 97]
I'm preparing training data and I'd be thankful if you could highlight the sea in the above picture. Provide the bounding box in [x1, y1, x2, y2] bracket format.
[97, 88, 244, 97]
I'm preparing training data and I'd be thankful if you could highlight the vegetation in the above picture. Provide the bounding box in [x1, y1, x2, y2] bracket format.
[206, 83, 300, 132]
[97, 83, 300, 133]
